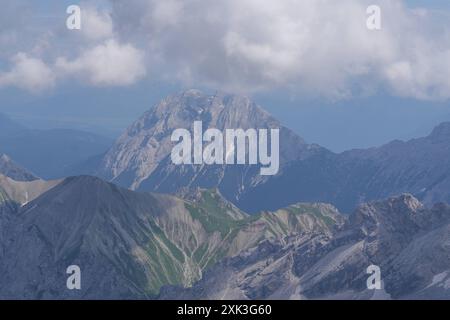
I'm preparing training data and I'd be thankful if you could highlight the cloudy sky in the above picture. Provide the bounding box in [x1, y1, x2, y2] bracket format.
[1, 0, 450, 150]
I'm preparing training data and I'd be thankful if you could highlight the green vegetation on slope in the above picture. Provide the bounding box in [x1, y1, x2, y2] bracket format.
[134, 189, 342, 296]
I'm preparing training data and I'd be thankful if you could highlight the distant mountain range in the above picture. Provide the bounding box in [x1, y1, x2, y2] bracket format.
[77, 90, 450, 214]
[239, 121, 450, 213]
[0, 113, 112, 179]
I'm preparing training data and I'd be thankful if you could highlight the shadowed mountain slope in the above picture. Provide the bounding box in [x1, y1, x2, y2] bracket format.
[0, 175, 339, 299]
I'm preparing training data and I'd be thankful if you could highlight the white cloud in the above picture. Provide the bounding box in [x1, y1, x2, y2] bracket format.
[383, 50, 450, 100]
[56, 39, 146, 86]
[0, 53, 55, 92]
[0, 2, 144, 92]
[80, 5, 114, 40]
[1, 0, 450, 100]
[109, 0, 450, 100]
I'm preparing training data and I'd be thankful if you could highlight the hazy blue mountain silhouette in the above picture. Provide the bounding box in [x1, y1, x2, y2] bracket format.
[0, 113, 112, 179]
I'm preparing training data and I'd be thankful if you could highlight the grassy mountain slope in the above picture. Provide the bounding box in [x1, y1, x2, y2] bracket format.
[0, 176, 341, 298]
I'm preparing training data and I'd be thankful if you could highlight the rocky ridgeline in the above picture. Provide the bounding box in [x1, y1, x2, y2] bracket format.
[0, 173, 448, 299]
[160, 194, 450, 300]
[0, 175, 340, 299]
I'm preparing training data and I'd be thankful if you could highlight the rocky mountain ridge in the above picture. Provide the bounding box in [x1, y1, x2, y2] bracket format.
[160, 194, 450, 300]
[0, 154, 38, 181]
[0, 172, 448, 299]
[0, 175, 339, 299]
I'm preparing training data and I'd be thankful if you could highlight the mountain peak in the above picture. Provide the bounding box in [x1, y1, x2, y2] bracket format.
[429, 122, 450, 141]
[99, 90, 309, 191]
[0, 154, 11, 162]
[159, 89, 256, 115]
[349, 193, 427, 239]
[57, 175, 129, 199]
[384, 193, 423, 214]
[0, 153, 38, 182]
[179, 88, 204, 96]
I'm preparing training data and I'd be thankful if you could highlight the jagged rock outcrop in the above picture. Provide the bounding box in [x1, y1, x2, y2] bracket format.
[159, 194, 450, 300]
